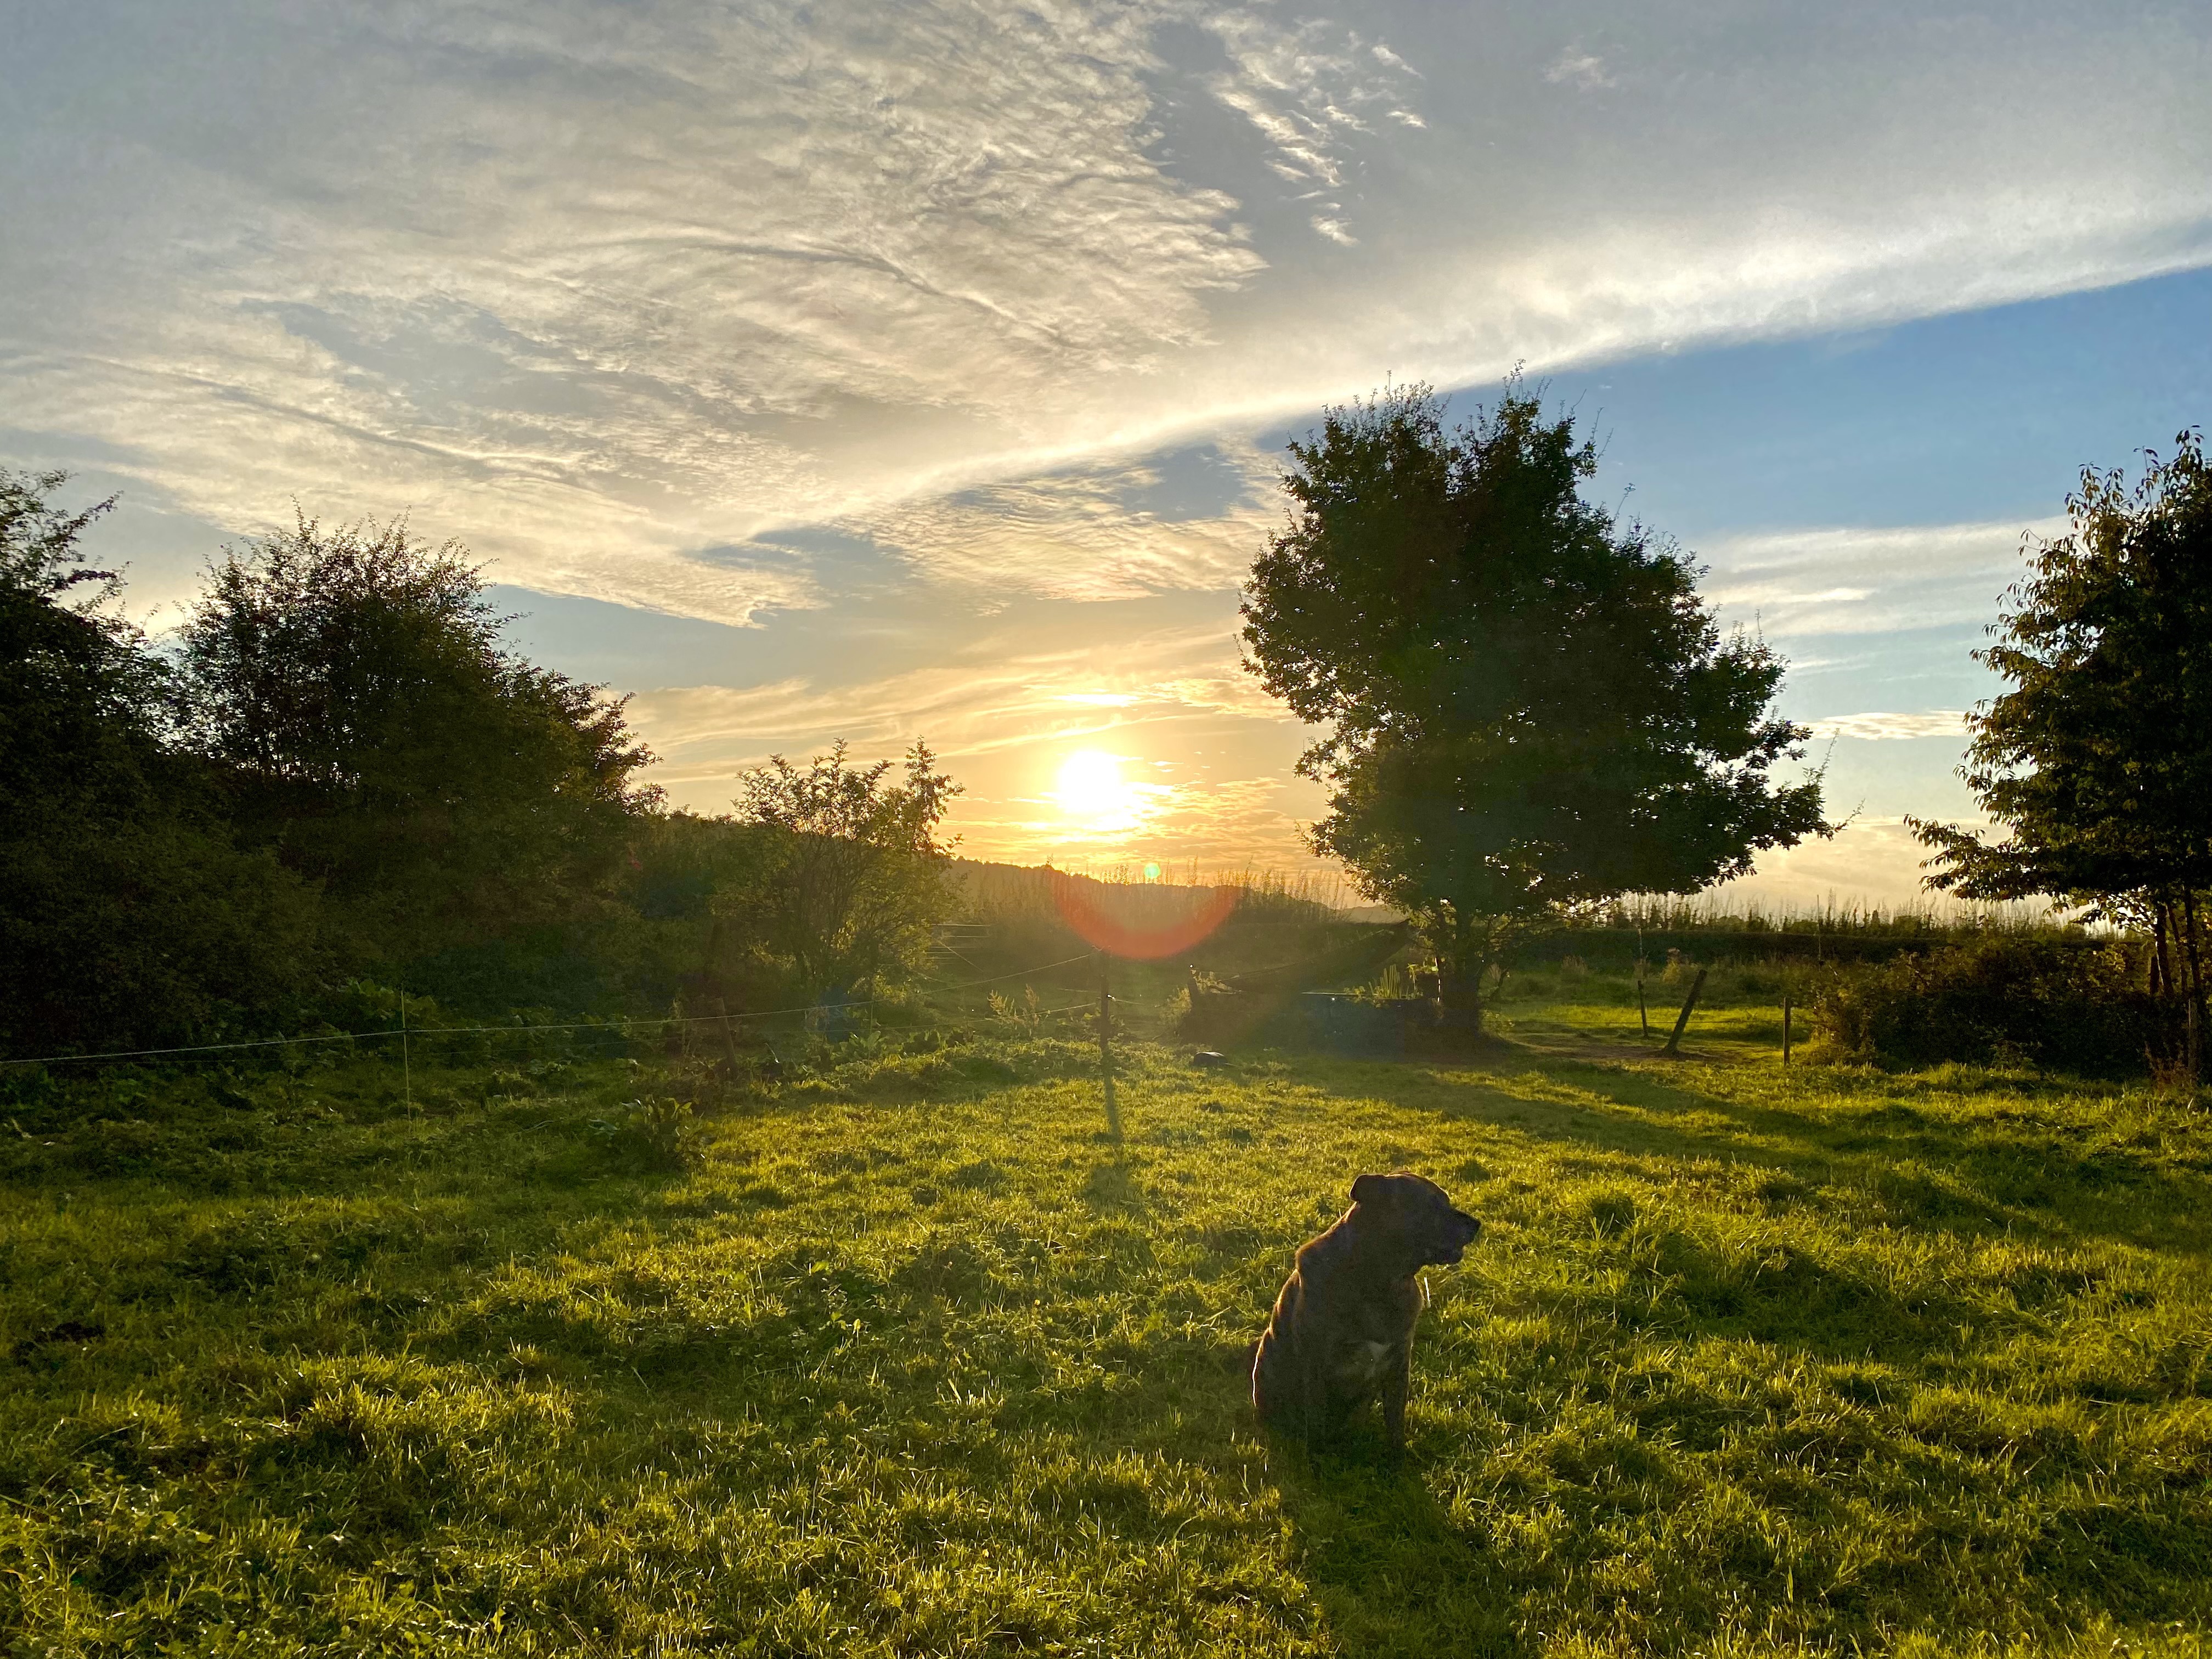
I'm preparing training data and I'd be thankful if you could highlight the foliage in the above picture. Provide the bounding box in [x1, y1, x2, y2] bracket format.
[1810, 936, 2162, 1075]
[956, 860, 1341, 928]
[0, 471, 316, 1057]
[1912, 430, 2212, 1071]
[987, 983, 1049, 1033]
[716, 741, 961, 998]
[4, 1004, 2211, 1656]
[177, 514, 660, 963]
[588, 1095, 699, 1171]
[1243, 382, 1826, 1028]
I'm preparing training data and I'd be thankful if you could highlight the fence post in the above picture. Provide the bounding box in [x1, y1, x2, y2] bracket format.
[716, 998, 743, 1071]
[1098, 951, 1121, 1142]
[1661, 967, 1708, 1058]
[399, 977, 412, 1116]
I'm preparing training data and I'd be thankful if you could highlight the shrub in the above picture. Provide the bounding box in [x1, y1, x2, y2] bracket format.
[1812, 937, 2159, 1075]
[589, 1097, 699, 1172]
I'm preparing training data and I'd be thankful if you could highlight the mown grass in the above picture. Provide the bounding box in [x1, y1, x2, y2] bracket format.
[3, 987, 2210, 1657]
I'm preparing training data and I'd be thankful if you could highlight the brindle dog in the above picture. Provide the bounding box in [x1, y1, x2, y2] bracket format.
[1251, 1171, 1480, 1453]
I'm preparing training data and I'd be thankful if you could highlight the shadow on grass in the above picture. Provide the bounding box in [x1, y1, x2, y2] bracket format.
[1265, 1431, 1521, 1659]
[1295, 1043, 2212, 1259]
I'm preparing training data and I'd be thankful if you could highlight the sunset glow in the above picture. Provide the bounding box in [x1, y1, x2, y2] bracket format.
[6, 1, 2205, 906]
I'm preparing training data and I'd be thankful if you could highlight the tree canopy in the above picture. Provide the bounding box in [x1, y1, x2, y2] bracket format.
[716, 742, 962, 998]
[0, 472, 315, 1055]
[1242, 382, 1826, 1022]
[1911, 428, 2212, 1071]
[178, 515, 658, 958]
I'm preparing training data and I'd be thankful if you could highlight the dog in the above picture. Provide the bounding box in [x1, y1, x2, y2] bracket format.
[1251, 1171, 1480, 1454]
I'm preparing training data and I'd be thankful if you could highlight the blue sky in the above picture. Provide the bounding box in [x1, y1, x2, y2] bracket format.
[5, 1, 2208, 901]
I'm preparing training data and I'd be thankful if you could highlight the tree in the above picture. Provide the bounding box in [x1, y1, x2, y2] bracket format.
[717, 741, 961, 1000]
[0, 471, 315, 1056]
[177, 515, 659, 964]
[1242, 383, 1826, 1030]
[1911, 428, 2212, 1076]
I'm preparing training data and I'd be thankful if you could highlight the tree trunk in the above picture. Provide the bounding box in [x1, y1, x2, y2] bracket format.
[1433, 904, 1486, 1036]
[1437, 965, 1485, 1035]
[2185, 893, 2205, 1085]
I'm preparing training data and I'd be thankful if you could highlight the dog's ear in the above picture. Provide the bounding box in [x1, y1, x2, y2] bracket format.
[1351, 1172, 1388, 1206]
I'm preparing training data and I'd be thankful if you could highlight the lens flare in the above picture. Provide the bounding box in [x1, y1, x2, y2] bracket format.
[1051, 872, 1239, 960]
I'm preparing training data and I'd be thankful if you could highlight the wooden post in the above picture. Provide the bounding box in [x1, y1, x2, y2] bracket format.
[399, 978, 412, 1115]
[716, 997, 743, 1071]
[1781, 992, 1792, 1065]
[1635, 924, 1650, 1037]
[2186, 894, 2205, 1085]
[1098, 951, 1121, 1142]
[1661, 966, 1707, 1058]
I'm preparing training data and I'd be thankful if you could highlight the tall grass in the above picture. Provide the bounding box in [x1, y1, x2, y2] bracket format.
[1598, 891, 2074, 938]
[952, 860, 1351, 927]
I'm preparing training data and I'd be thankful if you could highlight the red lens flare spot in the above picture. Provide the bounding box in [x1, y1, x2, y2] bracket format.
[1051, 872, 1239, 960]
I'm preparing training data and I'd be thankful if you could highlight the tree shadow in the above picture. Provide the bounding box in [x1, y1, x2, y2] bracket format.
[1299, 1046, 2212, 1259]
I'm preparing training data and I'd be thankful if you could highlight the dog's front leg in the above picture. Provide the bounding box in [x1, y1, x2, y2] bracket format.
[1299, 1333, 1331, 1454]
[1381, 1341, 1410, 1455]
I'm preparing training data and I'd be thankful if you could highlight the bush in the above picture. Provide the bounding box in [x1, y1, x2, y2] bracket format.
[589, 1097, 699, 1172]
[1812, 937, 2160, 1075]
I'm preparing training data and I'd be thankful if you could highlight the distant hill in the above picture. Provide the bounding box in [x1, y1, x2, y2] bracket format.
[948, 859, 1348, 927]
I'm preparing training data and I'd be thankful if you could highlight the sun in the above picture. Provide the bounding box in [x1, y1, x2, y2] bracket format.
[1053, 749, 1137, 831]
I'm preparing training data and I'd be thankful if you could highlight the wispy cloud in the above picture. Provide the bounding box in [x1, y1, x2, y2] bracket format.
[1703, 518, 2059, 638]
[5, 0, 2210, 898]
[1545, 50, 1616, 92]
[1198, 7, 1425, 217]
[5, 3, 2206, 622]
[1807, 710, 1968, 741]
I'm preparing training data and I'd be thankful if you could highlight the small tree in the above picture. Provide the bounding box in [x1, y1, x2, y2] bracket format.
[1912, 429, 2212, 1076]
[178, 515, 659, 962]
[719, 741, 961, 1000]
[1243, 383, 1826, 1030]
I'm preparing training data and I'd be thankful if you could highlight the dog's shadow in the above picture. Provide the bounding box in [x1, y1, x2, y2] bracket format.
[1263, 1430, 1521, 1657]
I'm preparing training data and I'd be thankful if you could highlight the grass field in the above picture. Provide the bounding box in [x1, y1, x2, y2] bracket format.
[4, 980, 2210, 1657]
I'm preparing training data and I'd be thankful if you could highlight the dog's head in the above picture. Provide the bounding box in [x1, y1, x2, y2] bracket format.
[1350, 1171, 1482, 1266]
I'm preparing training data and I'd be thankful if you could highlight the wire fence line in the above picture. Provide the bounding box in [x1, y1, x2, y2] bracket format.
[0, 950, 1116, 1071]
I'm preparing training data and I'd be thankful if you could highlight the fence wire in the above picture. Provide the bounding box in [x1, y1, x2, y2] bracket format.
[1, 951, 1114, 1070]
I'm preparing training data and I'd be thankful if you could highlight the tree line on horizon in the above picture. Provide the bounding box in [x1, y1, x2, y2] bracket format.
[5, 386, 2205, 1075]
[0, 481, 960, 1060]
[1240, 380, 2209, 1073]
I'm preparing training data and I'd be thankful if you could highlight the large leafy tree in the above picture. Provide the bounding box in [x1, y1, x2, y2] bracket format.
[0, 472, 314, 1056]
[1243, 383, 1826, 1028]
[178, 515, 659, 963]
[1912, 429, 2212, 1075]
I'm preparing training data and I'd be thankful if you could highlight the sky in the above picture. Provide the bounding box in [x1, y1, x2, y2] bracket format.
[5, 0, 2209, 906]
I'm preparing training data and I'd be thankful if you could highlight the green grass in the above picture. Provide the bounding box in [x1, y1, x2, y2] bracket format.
[3, 988, 2210, 1657]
